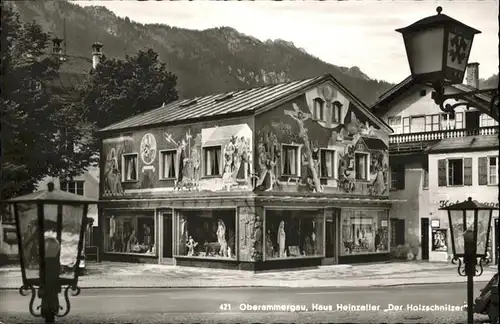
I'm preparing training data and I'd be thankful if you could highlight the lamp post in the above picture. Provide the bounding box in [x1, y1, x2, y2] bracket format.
[440, 197, 495, 324]
[396, 6, 499, 120]
[3, 182, 97, 323]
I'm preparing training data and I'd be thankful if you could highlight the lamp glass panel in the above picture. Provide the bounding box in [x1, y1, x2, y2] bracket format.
[405, 27, 445, 76]
[445, 32, 472, 75]
[449, 209, 465, 255]
[16, 203, 40, 280]
[59, 204, 85, 280]
[476, 209, 491, 256]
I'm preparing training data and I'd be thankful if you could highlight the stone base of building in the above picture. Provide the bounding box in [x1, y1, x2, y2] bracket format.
[339, 253, 391, 264]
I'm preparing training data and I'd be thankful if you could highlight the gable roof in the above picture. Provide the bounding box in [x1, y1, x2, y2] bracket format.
[370, 75, 495, 117]
[98, 74, 392, 134]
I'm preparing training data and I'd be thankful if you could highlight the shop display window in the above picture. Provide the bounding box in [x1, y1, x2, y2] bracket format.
[175, 209, 236, 259]
[341, 209, 389, 255]
[104, 212, 156, 256]
[264, 209, 324, 260]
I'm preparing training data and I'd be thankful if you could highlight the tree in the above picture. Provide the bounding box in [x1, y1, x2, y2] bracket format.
[80, 49, 178, 130]
[1, 4, 96, 199]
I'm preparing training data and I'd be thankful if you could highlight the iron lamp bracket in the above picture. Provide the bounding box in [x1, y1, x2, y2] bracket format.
[451, 256, 490, 277]
[430, 82, 499, 119]
[19, 283, 81, 319]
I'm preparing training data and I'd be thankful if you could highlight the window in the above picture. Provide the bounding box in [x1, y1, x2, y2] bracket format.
[488, 156, 498, 185]
[320, 149, 335, 178]
[441, 112, 462, 130]
[313, 98, 325, 121]
[402, 117, 410, 134]
[160, 150, 177, 179]
[332, 101, 342, 123]
[455, 112, 464, 129]
[104, 212, 156, 255]
[175, 209, 236, 259]
[447, 158, 463, 186]
[389, 166, 405, 190]
[480, 113, 499, 127]
[60, 180, 84, 196]
[342, 209, 389, 255]
[390, 218, 405, 247]
[282, 145, 299, 176]
[355, 153, 369, 180]
[122, 154, 138, 181]
[425, 114, 441, 132]
[388, 116, 402, 134]
[203, 146, 221, 176]
[410, 116, 425, 133]
[265, 209, 324, 259]
[419, 89, 427, 97]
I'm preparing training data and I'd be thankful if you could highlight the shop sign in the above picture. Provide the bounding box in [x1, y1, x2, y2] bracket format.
[438, 200, 499, 209]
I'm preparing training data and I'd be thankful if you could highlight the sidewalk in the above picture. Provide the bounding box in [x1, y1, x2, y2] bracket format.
[0, 261, 497, 289]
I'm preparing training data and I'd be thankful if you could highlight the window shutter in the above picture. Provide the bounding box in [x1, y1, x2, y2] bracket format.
[438, 159, 447, 186]
[395, 219, 405, 245]
[397, 167, 405, 189]
[463, 158, 472, 186]
[478, 157, 488, 185]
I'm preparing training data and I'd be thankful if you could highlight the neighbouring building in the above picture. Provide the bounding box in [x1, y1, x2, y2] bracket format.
[96, 74, 403, 270]
[371, 62, 499, 264]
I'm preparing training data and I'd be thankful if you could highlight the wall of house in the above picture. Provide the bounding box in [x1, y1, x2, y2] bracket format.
[253, 81, 390, 197]
[427, 149, 499, 260]
[101, 116, 255, 197]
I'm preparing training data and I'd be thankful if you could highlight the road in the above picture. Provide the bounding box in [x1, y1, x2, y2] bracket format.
[0, 283, 493, 323]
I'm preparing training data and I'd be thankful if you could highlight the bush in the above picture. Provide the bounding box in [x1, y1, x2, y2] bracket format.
[391, 244, 419, 261]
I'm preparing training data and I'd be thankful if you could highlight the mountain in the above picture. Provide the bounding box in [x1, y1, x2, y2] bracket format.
[480, 73, 498, 89]
[9, 1, 395, 105]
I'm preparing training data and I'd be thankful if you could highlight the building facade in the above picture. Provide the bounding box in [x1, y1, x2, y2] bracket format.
[372, 63, 499, 264]
[97, 74, 400, 270]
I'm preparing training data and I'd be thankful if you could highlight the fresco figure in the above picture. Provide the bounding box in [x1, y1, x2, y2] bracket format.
[284, 103, 322, 192]
[369, 151, 388, 195]
[103, 148, 124, 195]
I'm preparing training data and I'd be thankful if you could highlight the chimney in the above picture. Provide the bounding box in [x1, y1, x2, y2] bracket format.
[92, 42, 103, 69]
[465, 62, 479, 89]
[52, 37, 63, 56]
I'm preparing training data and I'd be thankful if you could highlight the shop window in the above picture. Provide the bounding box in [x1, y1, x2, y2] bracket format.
[175, 209, 236, 259]
[432, 229, 448, 252]
[488, 156, 498, 185]
[122, 153, 138, 181]
[447, 158, 464, 186]
[313, 98, 325, 121]
[282, 144, 300, 176]
[103, 213, 156, 255]
[354, 153, 369, 180]
[60, 180, 84, 196]
[203, 146, 221, 176]
[341, 209, 389, 255]
[264, 209, 324, 260]
[388, 116, 402, 134]
[320, 149, 335, 178]
[160, 150, 177, 179]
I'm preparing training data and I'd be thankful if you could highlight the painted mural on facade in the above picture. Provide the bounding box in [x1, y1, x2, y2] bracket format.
[254, 82, 389, 196]
[100, 120, 254, 196]
[102, 135, 134, 196]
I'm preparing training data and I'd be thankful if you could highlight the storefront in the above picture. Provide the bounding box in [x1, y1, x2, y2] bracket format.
[98, 195, 395, 270]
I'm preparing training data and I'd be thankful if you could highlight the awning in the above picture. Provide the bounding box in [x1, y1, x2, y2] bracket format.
[202, 124, 252, 147]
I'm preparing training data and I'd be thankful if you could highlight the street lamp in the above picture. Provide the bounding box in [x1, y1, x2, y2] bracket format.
[3, 182, 97, 323]
[440, 197, 495, 324]
[396, 6, 499, 119]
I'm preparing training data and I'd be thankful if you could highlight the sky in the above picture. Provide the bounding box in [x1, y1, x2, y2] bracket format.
[75, 0, 498, 83]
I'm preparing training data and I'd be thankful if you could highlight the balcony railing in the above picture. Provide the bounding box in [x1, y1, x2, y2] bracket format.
[389, 126, 499, 144]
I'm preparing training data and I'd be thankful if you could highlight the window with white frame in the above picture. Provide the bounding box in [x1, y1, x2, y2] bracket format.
[488, 156, 498, 185]
[440, 112, 463, 130]
[203, 146, 221, 176]
[425, 114, 441, 132]
[409, 116, 425, 133]
[332, 101, 342, 123]
[282, 144, 300, 176]
[320, 149, 335, 178]
[402, 117, 410, 134]
[388, 116, 402, 134]
[122, 154, 138, 181]
[160, 150, 177, 179]
[354, 153, 369, 180]
[313, 98, 325, 121]
[60, 180, 84, 196]
[447, 158, 463, 186]
[480, 113, 499, 127]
